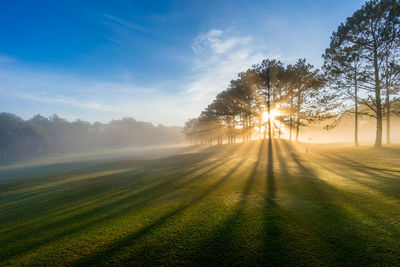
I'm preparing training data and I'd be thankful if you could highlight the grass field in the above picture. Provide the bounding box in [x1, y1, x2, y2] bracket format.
[1, 140, 400, 266]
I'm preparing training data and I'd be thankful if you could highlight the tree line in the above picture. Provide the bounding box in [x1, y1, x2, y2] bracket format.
[0, 113, 183, 162]
[184, 0, 400, 148]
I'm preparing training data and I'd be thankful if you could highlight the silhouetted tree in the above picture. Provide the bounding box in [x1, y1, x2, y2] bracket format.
[322, 34, 368, 146]
[329, 0, 400, 147]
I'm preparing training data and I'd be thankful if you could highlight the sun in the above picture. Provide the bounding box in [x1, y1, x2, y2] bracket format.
[262, 109, 281, 123]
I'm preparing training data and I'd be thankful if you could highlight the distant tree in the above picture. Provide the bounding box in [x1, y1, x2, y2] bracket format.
[0, 113, 47, 160]
[184, 118, 200, 145]
[0, 113, 185, 163]
[291, 59, 323, 142]
[228, 69, 261, 142]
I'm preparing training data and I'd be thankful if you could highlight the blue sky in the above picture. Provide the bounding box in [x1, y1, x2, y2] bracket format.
[0, 0, 365, 126]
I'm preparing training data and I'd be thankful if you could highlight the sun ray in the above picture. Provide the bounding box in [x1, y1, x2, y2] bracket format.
[262, 109, 281, 124]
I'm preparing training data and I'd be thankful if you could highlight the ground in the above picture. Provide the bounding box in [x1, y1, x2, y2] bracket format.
[0, 140, 400, 266]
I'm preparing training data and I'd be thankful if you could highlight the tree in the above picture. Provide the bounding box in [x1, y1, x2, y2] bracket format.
[255, 59, 284, 140]
[291, 59, 322, 142]
[330, 0, 400, 147]
[381, 48, 400, 144]
[322, 32, 368, 146]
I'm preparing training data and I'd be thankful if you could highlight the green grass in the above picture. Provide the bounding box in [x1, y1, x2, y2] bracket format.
[0, 140, 400, 266]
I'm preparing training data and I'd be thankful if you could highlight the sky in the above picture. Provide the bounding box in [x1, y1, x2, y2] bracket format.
[0, 0, 366, 126]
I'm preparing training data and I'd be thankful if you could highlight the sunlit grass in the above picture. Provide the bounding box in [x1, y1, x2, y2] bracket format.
[0, 141, 399, 265]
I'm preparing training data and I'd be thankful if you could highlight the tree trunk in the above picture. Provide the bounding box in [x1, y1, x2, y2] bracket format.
[233, 122, 236, 143]
[259, 113, 262, 140]
[242, 116, 246, 143]
[354, 75, 359, 146]
[373, 44, 382, 148]
[271, 121, 275, 139]
[263, 124, 267, 139]
[228, 125, 231, 144]
[289, 115, 292, 143]
[386, 78, 391, 145]
[249, 116, 252, 141]
[278, 119, 281, 139]
[267, 79, 272, 142]
[289, 90, 293, 143]
[296, 93, 301, 142]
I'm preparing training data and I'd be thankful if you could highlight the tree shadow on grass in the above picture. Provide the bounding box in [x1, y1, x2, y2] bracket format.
[307, 153, 400, 237]
[0, 146, 244, 263]
[174, 141, 262, 265]
[72, 152, 250, 265]
[277, 140, 382, 266]
[379, 146, 400, 156]
[267, 138, 275, 202]
[0, 149, 214, 197]
[185, 139, 291, 266]
[319, 152, 400, 175]
[313, 152, 400, 196]
[259, 138, 292, 266]
[0, 151, 219, 229]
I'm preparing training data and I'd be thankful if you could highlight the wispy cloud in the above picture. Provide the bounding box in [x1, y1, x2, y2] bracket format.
[15, 92, 113, 111]
[104, 14, 146, 32]
[184, 29, 265, 106]
[192, 29, 252, 55]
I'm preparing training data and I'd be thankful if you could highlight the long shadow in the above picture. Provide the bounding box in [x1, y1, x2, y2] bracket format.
[0, 151, 214, 196]
[72, 155, 249, 265]
[1, 149, 227, 208]
[306, 153, 400, 237]
[0, 167, 136, 216]
[180, 141, 262, 265]
[278, 140, 377, 265]
[312, 153, 400, 199]
[0, 145, 218, 197]
[307, 151, 400, 233]
[0, 144, 207, 181]
[259, 138, 292, 266]
[0, 147, 244, 262]
[379, 146, 400, 156]
[266, 138, 275, 202]
[0, 159, 228, 261]
[0, 152, 218, 228]
[274, 139, 291, 181]
[320, 153, 400, 174]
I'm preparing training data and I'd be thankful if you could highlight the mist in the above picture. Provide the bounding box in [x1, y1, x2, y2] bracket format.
[0, 112, 185, 164]
[299, 115, 400, 144]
